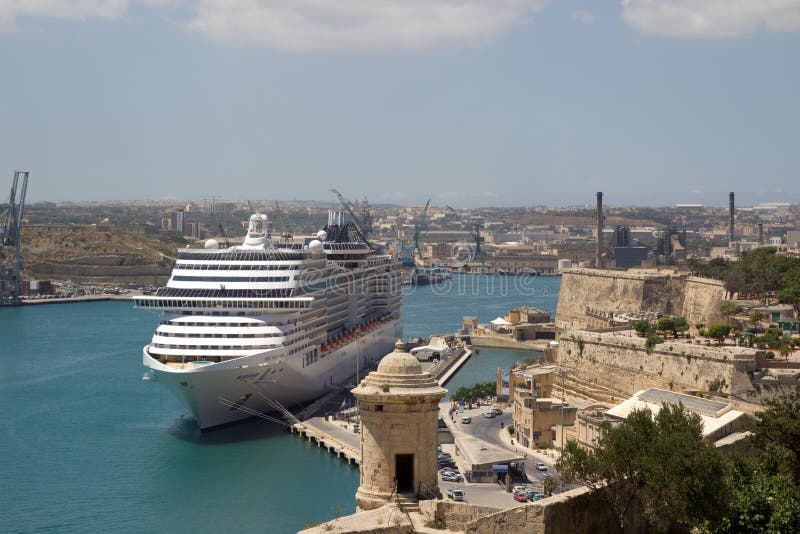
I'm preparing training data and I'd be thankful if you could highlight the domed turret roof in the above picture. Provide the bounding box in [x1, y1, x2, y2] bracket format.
[376, 340, 423, 376]
[352, 340, 447, 399]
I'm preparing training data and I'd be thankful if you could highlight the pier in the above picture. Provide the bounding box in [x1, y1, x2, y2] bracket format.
[290, 342, 477, 466]
[292, 419, 361, 464]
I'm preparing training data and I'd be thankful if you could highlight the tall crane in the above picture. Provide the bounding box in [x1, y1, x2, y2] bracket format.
[445, 204, 484, 263]
[1, 171, 29, 302]
[412, 199, 431, 257]
[471, 223, 485, 263]
[330, 189, 372, 244]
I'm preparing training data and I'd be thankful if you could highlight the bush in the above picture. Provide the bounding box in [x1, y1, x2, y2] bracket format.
[645, 334, 664, 352]
[707, 323, 732, 345]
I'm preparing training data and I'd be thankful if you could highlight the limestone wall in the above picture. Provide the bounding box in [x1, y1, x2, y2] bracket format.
[419, 501, 501, 531]
[556, 269, 686, 328]
[682, 276, 726, 326]
[556, 268, 724, 329]
[464, 486, 646, 534]
[557, 330, 758, 400]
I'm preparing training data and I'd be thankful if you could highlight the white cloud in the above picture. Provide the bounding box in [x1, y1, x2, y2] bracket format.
[185, 0, 548, 50]
[621, 0, 800, 38]
[570, 10, 595, 25]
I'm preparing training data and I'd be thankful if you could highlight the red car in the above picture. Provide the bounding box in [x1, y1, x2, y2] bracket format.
[513, 491, 528, 502]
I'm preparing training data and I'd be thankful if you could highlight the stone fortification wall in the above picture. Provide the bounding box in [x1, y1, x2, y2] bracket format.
[419, 501, 501, 531]
[557, 331, 757, 401]
[556, 269, 686, 329]
[683, 276, 726, 326]
[556, 268, 725, 329]
[463, 486, 646, 534]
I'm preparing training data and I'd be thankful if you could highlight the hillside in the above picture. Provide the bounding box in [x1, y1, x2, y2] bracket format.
[21, 226, 188, 284]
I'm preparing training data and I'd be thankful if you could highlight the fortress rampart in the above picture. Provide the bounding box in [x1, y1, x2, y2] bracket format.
[555, 268, 726, 329]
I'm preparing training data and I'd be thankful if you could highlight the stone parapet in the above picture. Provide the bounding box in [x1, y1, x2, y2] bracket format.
[557, 330, 757, 399]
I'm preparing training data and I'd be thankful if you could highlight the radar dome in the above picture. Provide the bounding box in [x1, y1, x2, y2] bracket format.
[308, 239, 324, 255]
[316, 230, 327, 240]
[204, 239, 219, 250]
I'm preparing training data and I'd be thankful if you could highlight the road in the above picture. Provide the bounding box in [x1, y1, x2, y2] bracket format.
[446, 403, 573, 491]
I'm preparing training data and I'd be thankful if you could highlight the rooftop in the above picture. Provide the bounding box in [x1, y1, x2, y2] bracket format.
[606, 388, 744, 439]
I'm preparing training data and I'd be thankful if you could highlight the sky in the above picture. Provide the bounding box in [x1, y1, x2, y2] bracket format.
[1, 1, 799, 207]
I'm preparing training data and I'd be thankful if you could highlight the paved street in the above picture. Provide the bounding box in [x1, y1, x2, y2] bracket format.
[442, 403, 564, 488]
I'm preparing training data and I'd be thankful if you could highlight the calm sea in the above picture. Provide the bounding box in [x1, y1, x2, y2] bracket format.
[0, 273, 559, 533]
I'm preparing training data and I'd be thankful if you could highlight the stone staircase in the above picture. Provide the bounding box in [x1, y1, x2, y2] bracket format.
[395, 493, 420, 513]
[562, 372, 626, 404]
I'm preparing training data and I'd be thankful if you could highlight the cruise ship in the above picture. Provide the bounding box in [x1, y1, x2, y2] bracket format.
[133, 210, 402, 430]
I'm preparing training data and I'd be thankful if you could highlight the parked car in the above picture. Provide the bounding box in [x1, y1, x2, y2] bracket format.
[529, 492, 547, 501]
[440, 468, 460, 476]
[438, 459, 455, 469]
[536, 462, 548, 471]
[442, 472, 463, 482]
[460, 416, 472, 424]
[513, 491, 528, 502]
[492, 407, 503, 415]
[447, 487, 465, 501]
[483, 411, 496, 419]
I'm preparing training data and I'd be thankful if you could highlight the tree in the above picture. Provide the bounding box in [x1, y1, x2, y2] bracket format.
[717, 386, 800, 533]
[707, 323, 732, 345]
[780, 343, 792, 362]
[655, 317, 676, 337]
[450, 381, 496, 403]
[557, 404, 727, 533]
[632, 319, 652, 337]
[645, 334, 663, 353]
[719, 302, 741, 319]
[749, 311, 764, 328]
[750, 385, 800, 483]
[778, 266, 800, 315]
[717, 456, 800, 534]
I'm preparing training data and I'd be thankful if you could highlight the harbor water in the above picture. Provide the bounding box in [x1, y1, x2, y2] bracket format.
[0, 273, 559, 533]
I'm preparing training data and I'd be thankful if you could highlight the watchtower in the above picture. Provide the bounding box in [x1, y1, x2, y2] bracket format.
[352, 340, 446, 510]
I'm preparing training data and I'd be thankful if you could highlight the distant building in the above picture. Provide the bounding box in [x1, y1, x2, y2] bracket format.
[501, 364, 577, 449]
[161, 208, 184, 234]
[184, 219, 200, 239]
[614, 246, 649, 269]
[576, 405, 620, 451]
[203, 200, 236, 215]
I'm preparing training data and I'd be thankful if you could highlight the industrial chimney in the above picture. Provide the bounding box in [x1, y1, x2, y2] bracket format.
[728, 192, 735, 246]
[596, 192, 603, 267]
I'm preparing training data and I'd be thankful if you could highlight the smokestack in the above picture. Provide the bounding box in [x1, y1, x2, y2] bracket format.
[728, 192, 735, 246]
[596, 192, 603, 267]
[758, 222, 764, 245]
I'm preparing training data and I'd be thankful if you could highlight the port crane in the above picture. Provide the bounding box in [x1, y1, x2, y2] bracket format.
[330, 189, 373, 245]
[1, 171, 29, 302]
[412, 199, 431, 257]
[445, 204, 485, 263]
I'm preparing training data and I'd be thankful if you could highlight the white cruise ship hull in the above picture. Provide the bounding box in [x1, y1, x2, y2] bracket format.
[144, 317, 402, 430]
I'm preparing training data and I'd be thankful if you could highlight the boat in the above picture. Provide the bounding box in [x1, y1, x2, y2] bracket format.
[133, 210, 403, 430]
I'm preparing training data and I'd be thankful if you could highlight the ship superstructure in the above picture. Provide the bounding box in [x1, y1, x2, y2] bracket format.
[134, 210, 402, 429]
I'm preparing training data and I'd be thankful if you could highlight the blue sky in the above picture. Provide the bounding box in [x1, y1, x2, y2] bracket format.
[1, 1, 799, 207]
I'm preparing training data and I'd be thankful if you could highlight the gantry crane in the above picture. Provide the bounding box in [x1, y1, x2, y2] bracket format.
[1, 171, 29, 303]
[412, 199, 431, 257]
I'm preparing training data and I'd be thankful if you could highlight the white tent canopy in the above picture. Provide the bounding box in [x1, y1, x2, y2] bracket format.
[490, 317, 512, 326]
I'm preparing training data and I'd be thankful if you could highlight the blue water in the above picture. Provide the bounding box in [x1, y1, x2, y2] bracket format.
[0, 274, 559, 533]
[403, 273, 560, 339]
